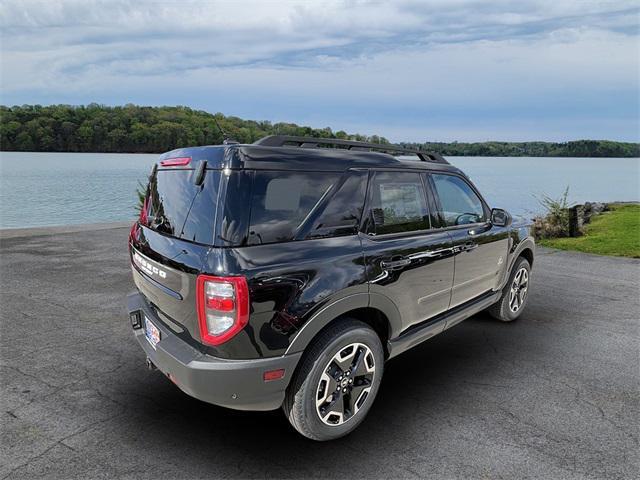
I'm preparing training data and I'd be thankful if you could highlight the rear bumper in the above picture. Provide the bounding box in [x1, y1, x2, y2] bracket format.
[127, 291, 302, 411]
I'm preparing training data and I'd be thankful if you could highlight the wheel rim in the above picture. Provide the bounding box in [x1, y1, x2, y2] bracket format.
[315, 343, 376, 426]
[509, 267, 529, 313]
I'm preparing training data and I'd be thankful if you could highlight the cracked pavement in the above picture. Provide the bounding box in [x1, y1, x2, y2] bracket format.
[1, 225, 638, 479]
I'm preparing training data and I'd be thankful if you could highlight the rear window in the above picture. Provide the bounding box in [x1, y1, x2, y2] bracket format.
[248, 171, 340, 245]
[143, 168, 221, 244]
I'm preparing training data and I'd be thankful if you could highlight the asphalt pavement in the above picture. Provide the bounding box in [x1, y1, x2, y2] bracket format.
[1, 224, 638, 479]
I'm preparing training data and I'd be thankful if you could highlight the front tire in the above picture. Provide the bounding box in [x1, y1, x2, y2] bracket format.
[488, 256, 531, 322]
[283, 319, 384, 441]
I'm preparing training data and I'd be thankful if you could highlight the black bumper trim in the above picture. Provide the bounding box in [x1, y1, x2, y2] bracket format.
[127, 291, 302, 411]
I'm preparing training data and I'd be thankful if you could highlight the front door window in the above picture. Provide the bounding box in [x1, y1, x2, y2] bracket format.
[431, 174, 486, 227]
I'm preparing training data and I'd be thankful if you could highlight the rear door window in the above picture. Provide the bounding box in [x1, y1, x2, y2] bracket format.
[248, 171, 339, 245]
[365, 171, 430, 235]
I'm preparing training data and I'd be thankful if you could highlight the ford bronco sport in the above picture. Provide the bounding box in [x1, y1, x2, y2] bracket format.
[127, 135, 534, 441]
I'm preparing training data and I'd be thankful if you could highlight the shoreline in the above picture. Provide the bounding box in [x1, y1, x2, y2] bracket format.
[2, 202, 638, 240]
[1, 150, 639, 159]
[0, 221, 131, 240]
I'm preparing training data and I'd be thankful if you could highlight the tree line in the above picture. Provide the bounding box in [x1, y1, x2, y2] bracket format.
[1, 104, 638, 157]
[399, 140, 640, 158]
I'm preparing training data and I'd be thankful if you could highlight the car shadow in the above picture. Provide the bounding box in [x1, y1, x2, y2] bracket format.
[113, 311, 532, 476]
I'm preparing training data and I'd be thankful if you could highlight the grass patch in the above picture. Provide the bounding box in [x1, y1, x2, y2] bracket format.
[539, 204, 640, 258]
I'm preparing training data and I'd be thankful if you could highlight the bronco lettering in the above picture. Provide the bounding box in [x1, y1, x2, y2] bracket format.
[132, 251, 167, 279]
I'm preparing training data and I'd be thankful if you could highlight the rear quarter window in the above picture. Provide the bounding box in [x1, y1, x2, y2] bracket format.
[248, 171, 340, 245]
[306, 171, 368, 239]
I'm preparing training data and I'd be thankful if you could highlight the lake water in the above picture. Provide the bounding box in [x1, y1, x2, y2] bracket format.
[0, 151, 638, 229]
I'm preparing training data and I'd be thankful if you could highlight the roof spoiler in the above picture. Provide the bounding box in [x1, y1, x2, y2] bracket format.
[253, 135, 448, 164]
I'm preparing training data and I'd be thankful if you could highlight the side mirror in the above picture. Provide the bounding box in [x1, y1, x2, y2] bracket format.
[491, 208, 512, 227]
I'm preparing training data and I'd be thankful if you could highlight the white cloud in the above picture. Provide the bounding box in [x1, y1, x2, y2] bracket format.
[0, 0, 638, 141]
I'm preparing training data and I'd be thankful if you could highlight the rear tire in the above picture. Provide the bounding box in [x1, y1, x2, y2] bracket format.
[282, 319, 384, 441]
[488, 257, 531, 322]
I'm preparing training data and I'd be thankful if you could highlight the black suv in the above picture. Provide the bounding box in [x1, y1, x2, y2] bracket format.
[127, 135, 534, 441]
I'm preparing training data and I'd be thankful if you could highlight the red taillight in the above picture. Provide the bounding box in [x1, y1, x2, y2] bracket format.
[206, 297, 235, 311]
[196, 275, 249, 346]
[160, 157, 191, 167]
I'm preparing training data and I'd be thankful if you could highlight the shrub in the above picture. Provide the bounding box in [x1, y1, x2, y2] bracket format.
[533, 186, 573, 239]
[135, 180, 146, 215]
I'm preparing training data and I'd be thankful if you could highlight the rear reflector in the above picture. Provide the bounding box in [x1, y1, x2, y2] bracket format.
[160, 157, 191, 167]
[263, 369, 285, 382]
[196, 275, 249, 346]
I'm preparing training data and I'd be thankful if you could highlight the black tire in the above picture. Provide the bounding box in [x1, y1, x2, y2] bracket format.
[282, 319, 384, 441]
[488, 256, 531, 322]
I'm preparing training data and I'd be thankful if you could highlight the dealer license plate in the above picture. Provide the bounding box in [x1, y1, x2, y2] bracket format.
[144, 316, 161, 349]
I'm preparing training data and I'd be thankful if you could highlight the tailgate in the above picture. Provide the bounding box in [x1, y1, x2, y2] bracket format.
[129, 229, 210, 344]
[130, 157, 221, 343]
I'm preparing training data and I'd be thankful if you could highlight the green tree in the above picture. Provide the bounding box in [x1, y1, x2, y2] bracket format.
[0, 104, 638, 157]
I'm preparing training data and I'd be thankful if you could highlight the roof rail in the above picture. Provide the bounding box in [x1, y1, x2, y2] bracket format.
[253, 135, 449, 164]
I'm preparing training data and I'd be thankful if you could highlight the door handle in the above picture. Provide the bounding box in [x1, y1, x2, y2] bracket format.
[380, 258, 411, 269]
[408, 247, 454, 260]
[459, 242, 478, 253]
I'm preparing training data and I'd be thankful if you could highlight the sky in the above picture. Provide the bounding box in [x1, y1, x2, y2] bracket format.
[1, 0, 639, 142]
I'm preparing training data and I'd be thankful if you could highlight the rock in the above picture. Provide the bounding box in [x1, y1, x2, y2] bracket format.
[569, 205, 584, 237]
[582, 202, 608, 224]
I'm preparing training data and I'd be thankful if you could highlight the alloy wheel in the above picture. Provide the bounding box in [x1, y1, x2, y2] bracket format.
[315, 343, 376, 426]
[509, 267, 529, 313]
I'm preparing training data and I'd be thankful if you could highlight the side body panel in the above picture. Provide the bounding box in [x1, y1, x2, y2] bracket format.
[447, 225, 510, 308]
[362, 232, 455, 332]
[501, 218, 536, 290]
[208, 235, 368, 359]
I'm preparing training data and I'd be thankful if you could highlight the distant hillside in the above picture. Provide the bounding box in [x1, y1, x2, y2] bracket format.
[1, 104, 638, 157]
[399, 140, 640, 158]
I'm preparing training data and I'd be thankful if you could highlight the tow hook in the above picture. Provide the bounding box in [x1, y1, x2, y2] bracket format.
[146, 357, 157, 371]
